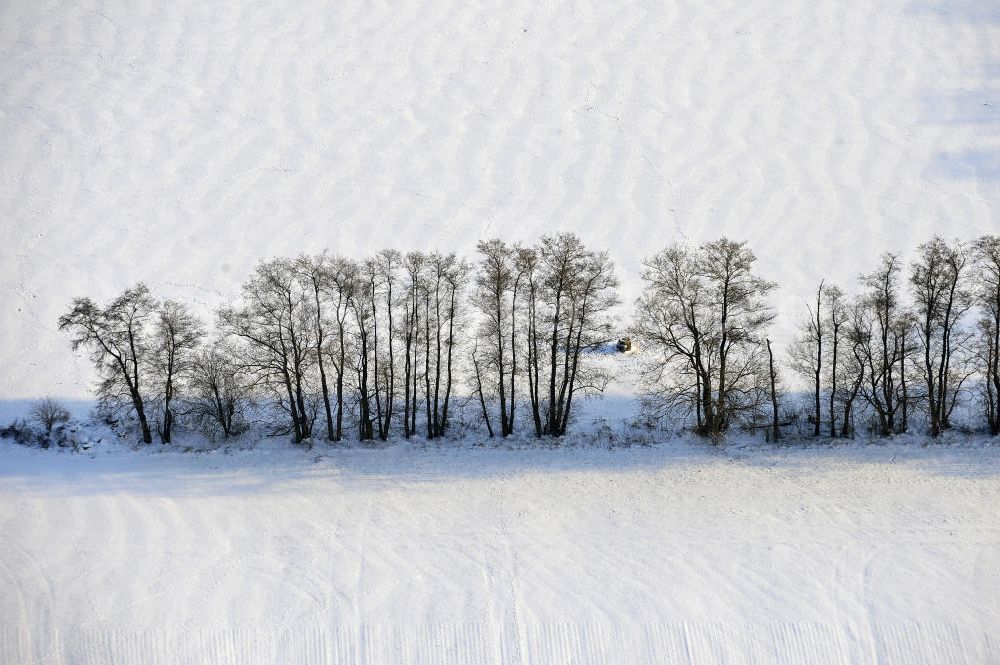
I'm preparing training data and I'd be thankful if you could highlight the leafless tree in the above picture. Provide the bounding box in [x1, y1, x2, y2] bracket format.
[373, 250, 401, 440]
[400, 252, 425, 438]
[635, 238, 775, 438]
[789, 281, 854, 438]
[187, 340, 251, 439]
[152, 299, 203, 443]
[823, 284, 848, 437]
[520, 233, 619, 438]
[350, 261, 377, 441]
[829, 299, 868, 439]
[789, 281, 825, 436]
[297, 253, 337, 442]
[219, 259, 316, 443]
[349, 251, 404, 442]
[419, 253, 470, 438]
[854, 254, 914, 436]
[321, 256, 358, 441]
[29, 397, 71, 434]
[472, 239, 526, 437]
[974, 235, 1000, 435]
[59, 283, 157, 443]
[632, 245, 706, 428]
[910, 237, 973, 436]
[766, 339, 780, 441]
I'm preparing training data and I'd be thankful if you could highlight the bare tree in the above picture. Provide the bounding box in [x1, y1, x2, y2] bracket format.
[766, 339, 780, 441]
[823, 284, 848, 437]
[699, 239, 777, 436]
[472, 239, 526, 437]
[297, 253, 337, 442]
[635, 239, 775, 438]
[350, 261, 377, 441]
[187, 341, 251, 439]
[974, 235, 1000, 435]
[789, 281, 825, 436]
[910, 237, 974, 436]
[153, 299, 203, 443]
[418, 253, 471, 438]
[632, 245, 707, 429]
[855, 253, 915, 436]
[830, 298, 868, 439]
[519, 246, 546, 436]
[322, 256, 358, 442]
[519, 233, 619, 438]
[788, 282, 854, 438]
[219, 259, 316, 443]
[29, 397, 71, 434]
[59, 283, 157, 443]
[374, 250, 401, 440]
[400, 252, 425, 439]
[348, 251, 403, 442]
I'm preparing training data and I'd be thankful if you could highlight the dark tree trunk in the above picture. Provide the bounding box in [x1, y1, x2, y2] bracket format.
[813, 284, 822, 437]
[767, 338, 780, 442]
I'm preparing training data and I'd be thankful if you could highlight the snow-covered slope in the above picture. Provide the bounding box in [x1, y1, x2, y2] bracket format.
[1, 439, 998, 664]
[1, 0, 998, 399]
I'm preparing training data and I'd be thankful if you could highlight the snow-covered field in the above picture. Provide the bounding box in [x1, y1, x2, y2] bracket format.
[1, 0, 998, 399]
[1, 437, 998, 664]
[3, 0, 1000, 662]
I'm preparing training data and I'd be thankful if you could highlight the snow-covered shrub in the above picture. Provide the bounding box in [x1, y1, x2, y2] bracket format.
[1, 419, 37, 446]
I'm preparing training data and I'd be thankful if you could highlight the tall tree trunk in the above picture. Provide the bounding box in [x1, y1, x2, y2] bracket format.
[133, 389, 153, 444]
[432, 278, 443, 436]
[163, 371, 173, 444]
[830, 320, 839, 438]
[336, 313, 346, 441]
[424, 290, 433, 438]
[714, 281, 730, 438]
[813, 283, 822, 437]
[508, 276, 520, 436]
[440, 283, 457, 435]
[767, 338, 780, 442]
[547, 283, 563, 436]
[496, 284, 509, 437]
[281, 365, 302, 443]
[923, 310, 938, 437]
[899, 334, 908, 434]
[370, 279, 385, 440]
[473, 351, 494, 438]
[384, 277, 395, 439]
[411, 300, 419, 437]
[403, 309, 413, 439]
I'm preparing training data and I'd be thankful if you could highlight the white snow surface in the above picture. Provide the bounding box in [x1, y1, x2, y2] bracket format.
[1, 0, 999, 400]
[3, 0, 1000, 662]
[1, 434, 999, 663]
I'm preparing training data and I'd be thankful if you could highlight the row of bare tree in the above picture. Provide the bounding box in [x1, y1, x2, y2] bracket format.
[631, 234, 1000, 441]
[783, 236, 1000, 439]
[58, 234, 1000, 445]
[58, 233, 619, 444]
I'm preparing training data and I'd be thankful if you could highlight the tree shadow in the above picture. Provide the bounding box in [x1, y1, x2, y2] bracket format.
[1, 394, 998, 499]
